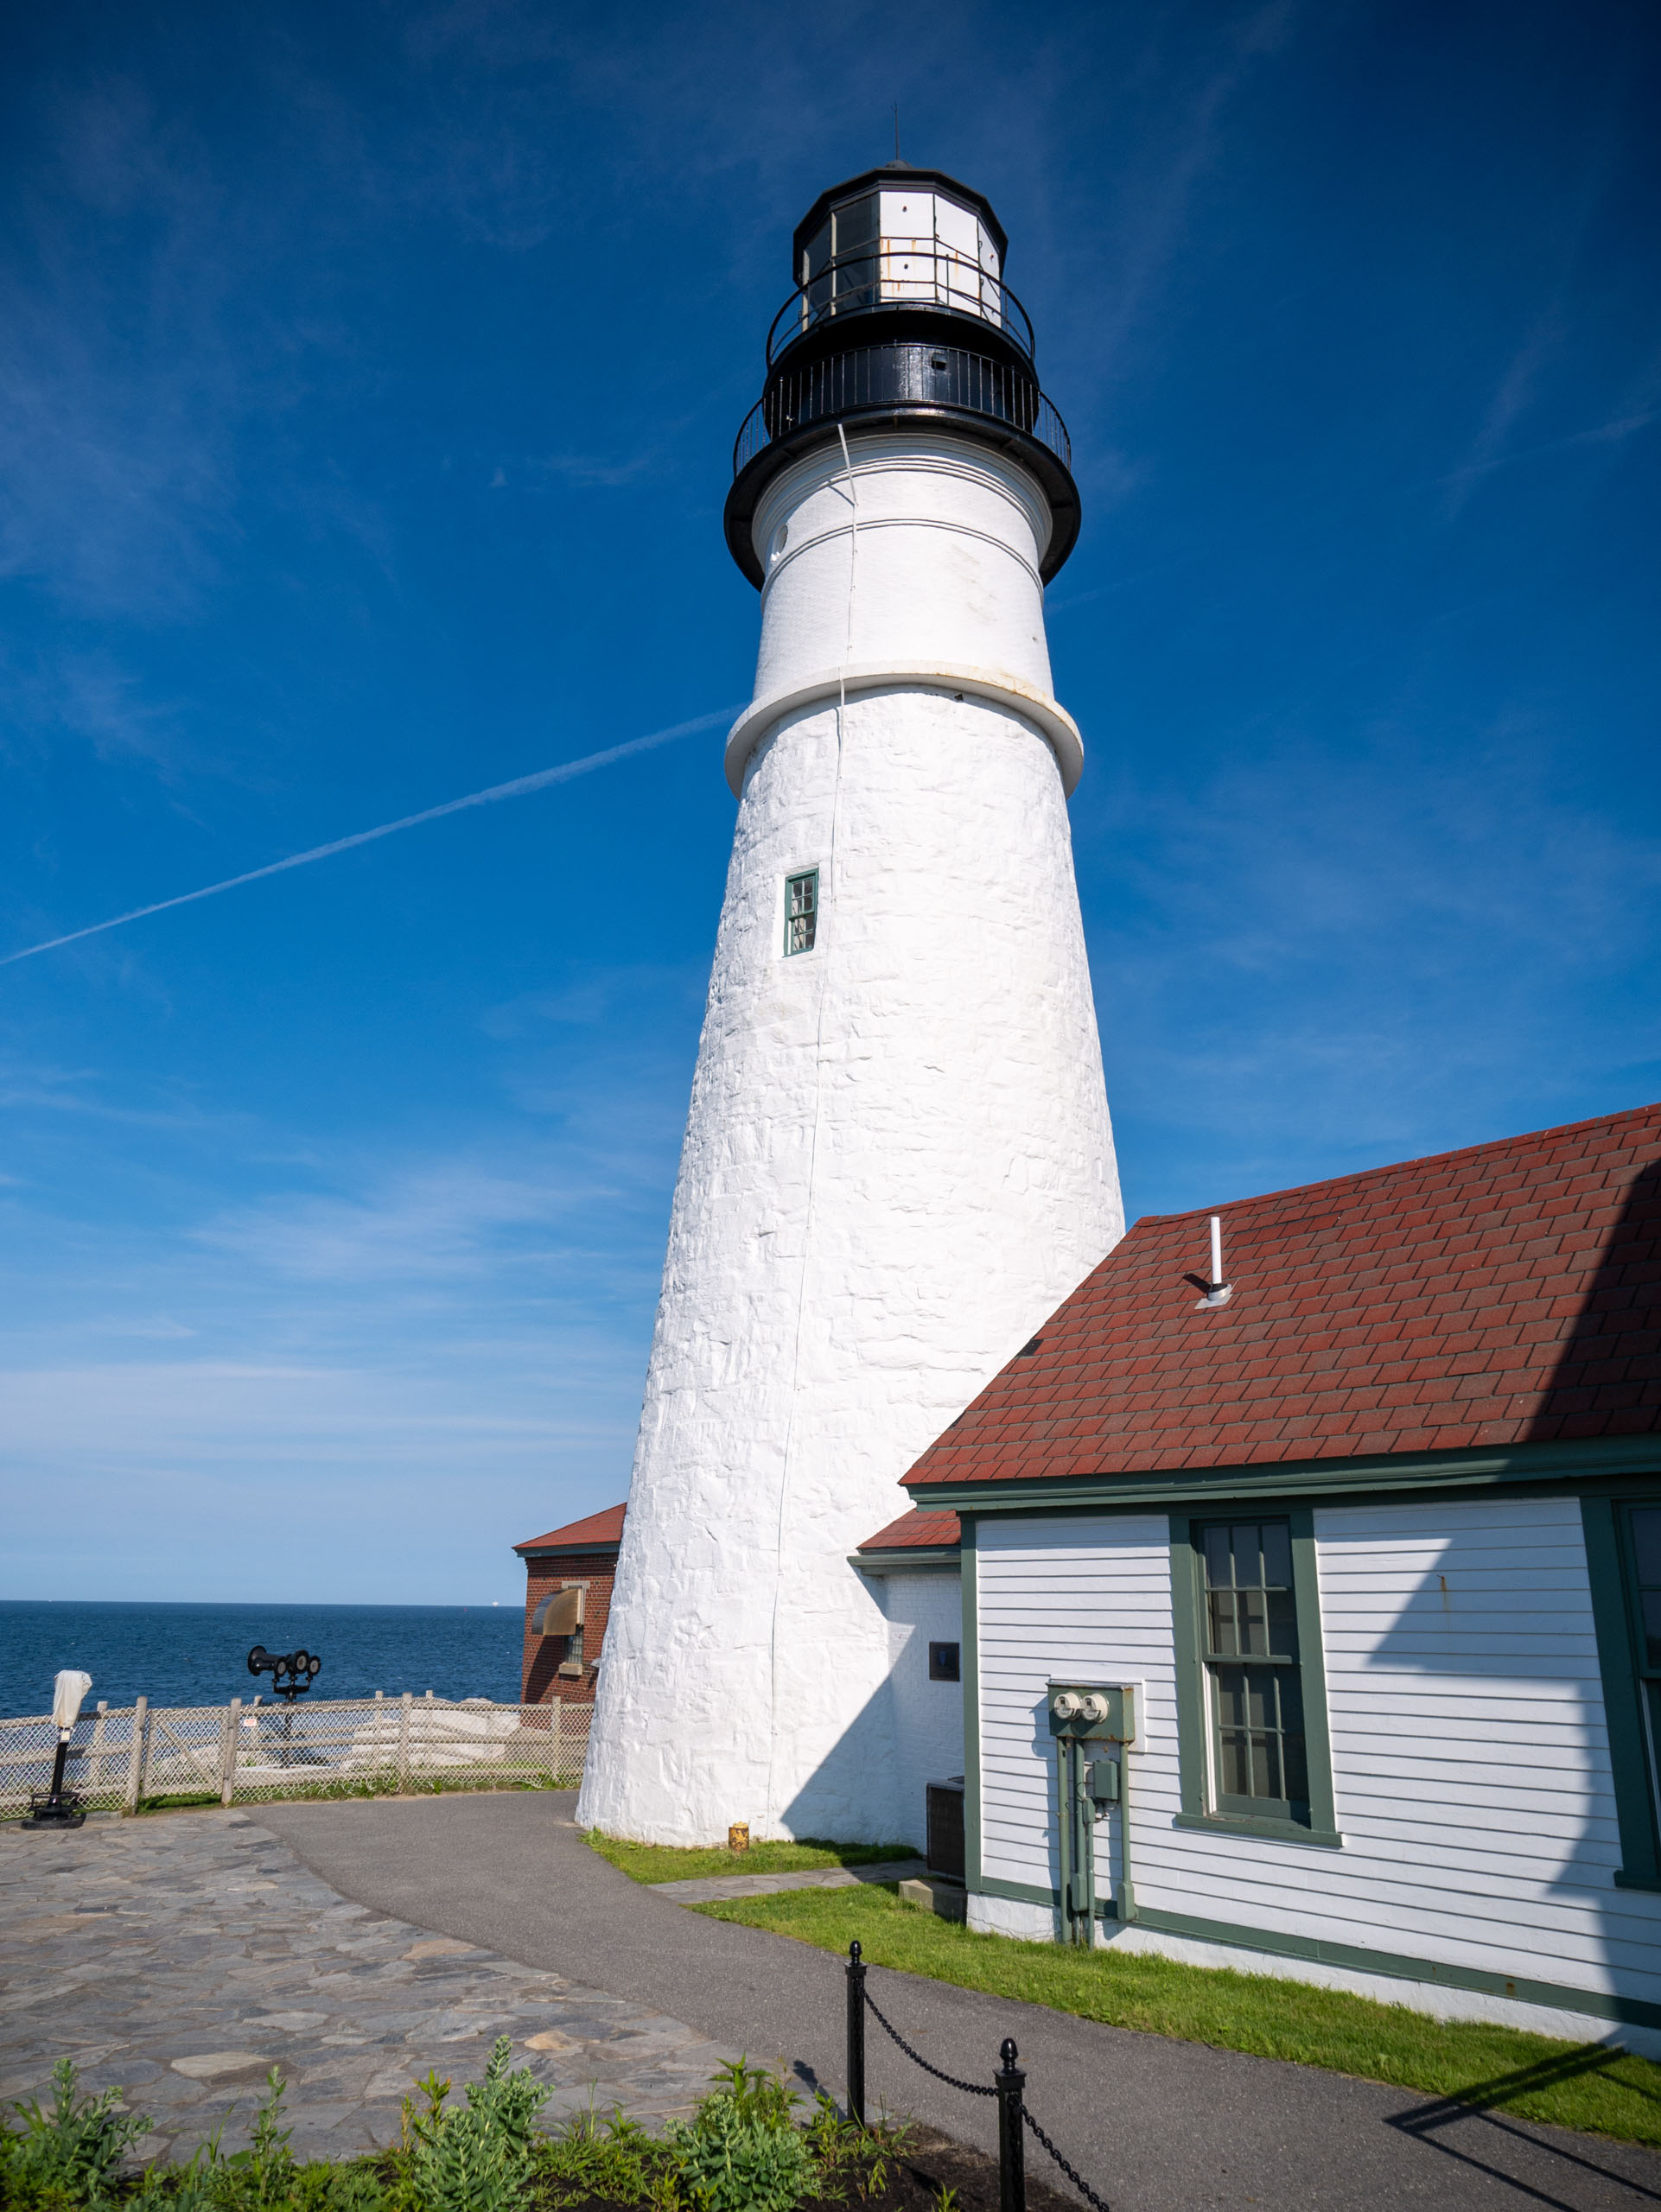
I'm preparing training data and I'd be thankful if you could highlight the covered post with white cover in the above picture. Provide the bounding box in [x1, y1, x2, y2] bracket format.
[25, 1669, 92, 1828]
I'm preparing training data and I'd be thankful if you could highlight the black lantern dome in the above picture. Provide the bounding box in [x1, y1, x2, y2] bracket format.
[723, 163, 1080, 588]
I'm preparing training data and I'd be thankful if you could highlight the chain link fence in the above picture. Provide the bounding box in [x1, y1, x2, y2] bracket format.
[0, 1694, 591, 1818]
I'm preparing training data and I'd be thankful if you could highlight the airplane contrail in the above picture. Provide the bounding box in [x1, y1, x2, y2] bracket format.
[1, 706, 741, 969]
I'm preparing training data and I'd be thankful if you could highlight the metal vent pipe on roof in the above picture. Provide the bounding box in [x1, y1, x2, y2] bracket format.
[1195, 1214, 1233, 1310]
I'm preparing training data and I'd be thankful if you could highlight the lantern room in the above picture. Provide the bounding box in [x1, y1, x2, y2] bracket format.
[784, 166, 1016, 356]
[726, 162, 1079, 587]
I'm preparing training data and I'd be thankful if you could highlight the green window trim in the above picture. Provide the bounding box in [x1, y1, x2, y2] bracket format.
[1171, 1812, 1343, 1847]
[959, 1515, 983, 1896]
[1581, 1492, 1661, 1889]
[784, 868, 818, 955]
[1170, 1507, 1339, 1844]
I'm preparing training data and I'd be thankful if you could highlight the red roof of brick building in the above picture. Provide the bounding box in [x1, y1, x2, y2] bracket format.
[513, 1503, 627, 1554]
[904, 1103, 1661, 1489]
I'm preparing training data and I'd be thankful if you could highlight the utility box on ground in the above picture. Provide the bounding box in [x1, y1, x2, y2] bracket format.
[926, 1776, 966, 1882]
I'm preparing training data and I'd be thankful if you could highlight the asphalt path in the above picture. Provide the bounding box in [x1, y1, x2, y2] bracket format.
[256, 1789, 1661, 2212]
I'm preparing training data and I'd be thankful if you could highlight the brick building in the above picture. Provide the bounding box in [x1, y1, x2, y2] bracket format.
[513, 1503, 625, 1706]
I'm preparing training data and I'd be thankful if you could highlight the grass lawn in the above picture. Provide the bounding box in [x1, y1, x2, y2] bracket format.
[586, 1830, 920, 1885]
[694, 1880, 1661, 2148]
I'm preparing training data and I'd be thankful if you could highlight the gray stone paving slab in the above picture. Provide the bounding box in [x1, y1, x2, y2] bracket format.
[649, 1859, 926, 1903]
[0, 1810, 736, 2163]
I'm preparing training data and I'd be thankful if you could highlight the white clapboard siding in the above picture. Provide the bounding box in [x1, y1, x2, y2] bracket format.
[880, 1570, 967, 1847]
[974, 1496, 1661, 2012]
[977, 1515, 1178, 1898]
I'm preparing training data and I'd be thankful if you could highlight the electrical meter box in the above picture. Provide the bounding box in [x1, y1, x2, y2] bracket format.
[1047, 1681, 1137, 1745]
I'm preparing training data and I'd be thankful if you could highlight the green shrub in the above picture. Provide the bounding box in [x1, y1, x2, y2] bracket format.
[666, 2075, 812, 2212]
[398, 2041, 550, 2212]
[531, 2104, 671, 2210]
[1, 2045, 902, 2212]
[1, 2060, 153, 2209]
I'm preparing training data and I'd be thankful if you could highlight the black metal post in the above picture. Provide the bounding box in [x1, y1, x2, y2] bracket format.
[996, 2037, 1026, 2212]
[46, 1735, 70, 1805]
[845, 1939, 867, 2126]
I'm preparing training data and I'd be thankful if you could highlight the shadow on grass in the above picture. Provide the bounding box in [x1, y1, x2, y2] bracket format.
[1389, 2044, 1661, 2209]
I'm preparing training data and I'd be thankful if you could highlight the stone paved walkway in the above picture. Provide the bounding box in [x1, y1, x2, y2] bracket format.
[0, 1810, 735, 2162]
[647, 1859, 925, 1903]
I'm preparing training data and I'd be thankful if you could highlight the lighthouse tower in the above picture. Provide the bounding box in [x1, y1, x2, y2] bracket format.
[577, 166, 1123, 1844]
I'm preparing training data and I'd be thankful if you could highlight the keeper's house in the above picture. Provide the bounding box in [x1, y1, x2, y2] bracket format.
[514, 1504, 626, 1707]
[895, 1103, 1661, 2050]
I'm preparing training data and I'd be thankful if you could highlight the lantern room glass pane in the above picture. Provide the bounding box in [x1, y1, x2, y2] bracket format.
[830, 194, 878, 313]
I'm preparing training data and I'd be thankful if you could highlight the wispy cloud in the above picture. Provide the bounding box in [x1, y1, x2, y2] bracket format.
[0, 1078, 684, 1599]
[0, 709, 739, 968]
[1089, 722, 1661, 1206]
[0, 79, 259, 620]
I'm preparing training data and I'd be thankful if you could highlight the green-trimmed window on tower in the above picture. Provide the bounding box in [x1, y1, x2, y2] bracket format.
[785, 868, 818, 955]
[1200, 1518, 1309, 1824]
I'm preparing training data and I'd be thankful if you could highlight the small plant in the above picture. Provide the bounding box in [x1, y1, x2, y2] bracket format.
[1, 2059, 153, 2206]
[398, 2037, 550, 2212]
[532, 2101, 673, 2210]
[132, 2067, 311, 2212]
[661, 2059, 817, 2212]
[801, 2094, 910, 2205]
[669, 2112, 811, 2212]
[699, 2061, 795, 2133]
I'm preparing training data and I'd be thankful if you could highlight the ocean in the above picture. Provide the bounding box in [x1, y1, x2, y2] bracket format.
[0, 1599, 526, 1719]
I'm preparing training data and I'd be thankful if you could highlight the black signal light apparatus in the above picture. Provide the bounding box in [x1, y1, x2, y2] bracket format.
[247, 1644, 323, 1702]
[247, 1645, 324, 1770]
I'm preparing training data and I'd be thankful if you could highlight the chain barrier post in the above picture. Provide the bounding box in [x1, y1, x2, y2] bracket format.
[846, 1940, 867, 2126]
[996, 2037, 1026, 2212]
[854, 1956, 1110, 2211]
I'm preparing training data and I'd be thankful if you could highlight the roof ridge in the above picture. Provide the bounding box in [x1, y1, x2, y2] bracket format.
[901, 1100, 1661, 1491]
[1129, 1098, 1661, 1229]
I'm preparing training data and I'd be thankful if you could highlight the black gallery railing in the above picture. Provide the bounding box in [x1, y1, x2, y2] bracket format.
[733, 344, 1072, 478]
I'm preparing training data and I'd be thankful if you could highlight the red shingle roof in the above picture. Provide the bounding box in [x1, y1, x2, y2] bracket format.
[904, 1103, 1661, 1488]
[858, 1509, 962, 1552]
[514, 1503, 627, 1554]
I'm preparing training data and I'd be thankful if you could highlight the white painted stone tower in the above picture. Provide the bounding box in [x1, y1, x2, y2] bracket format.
[578, 165, 1123, 1844]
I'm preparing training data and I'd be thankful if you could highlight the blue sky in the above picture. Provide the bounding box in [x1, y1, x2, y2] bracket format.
[3, 0, 1657, 1606]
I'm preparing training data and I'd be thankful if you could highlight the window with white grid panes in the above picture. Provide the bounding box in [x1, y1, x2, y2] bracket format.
[1198, 1517, 1309, 1824]
[784, 868, 818, 956]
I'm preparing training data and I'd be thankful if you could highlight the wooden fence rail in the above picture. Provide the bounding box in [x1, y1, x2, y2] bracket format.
[0, 1694, 591, 1816]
